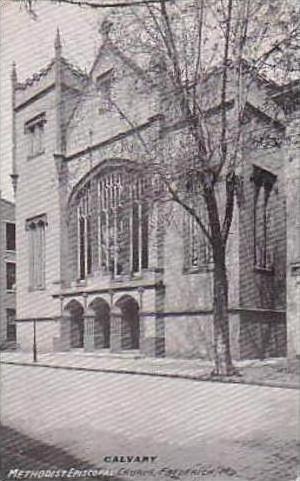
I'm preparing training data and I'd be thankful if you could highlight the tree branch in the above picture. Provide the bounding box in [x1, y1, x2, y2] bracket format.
[219, 0, 233, 172]
[24, 0, 172, 11]
[221, 172, 236, 243]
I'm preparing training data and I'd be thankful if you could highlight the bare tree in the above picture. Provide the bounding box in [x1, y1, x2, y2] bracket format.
[100, 0, 299, 375]
[20, 0, 300, 375]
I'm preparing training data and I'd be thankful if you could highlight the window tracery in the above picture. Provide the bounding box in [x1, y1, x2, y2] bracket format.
[74, 166, 149, 280]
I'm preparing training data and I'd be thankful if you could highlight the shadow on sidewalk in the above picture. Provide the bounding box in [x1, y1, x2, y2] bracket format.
[0, 424, 119, 481]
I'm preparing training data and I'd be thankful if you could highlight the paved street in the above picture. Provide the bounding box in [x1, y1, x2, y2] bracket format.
[0, 363, 298, 481]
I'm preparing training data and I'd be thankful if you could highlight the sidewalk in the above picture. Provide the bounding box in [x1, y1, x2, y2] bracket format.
[1, 350, 298, 389]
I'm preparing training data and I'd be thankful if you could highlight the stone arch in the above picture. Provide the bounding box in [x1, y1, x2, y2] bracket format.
[64, 299, 84, 348]
[88, 297, 110, 349]
[115, 295, 140, 350]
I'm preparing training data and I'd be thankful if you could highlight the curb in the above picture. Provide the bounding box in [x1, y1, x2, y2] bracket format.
[1, 360, 299, 390]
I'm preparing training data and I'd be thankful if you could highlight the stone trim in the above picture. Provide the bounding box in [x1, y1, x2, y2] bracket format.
[25, 213, 48, 230]
[24, 112, 47, 132]
[15, 85, 55, 112]
[15, 317, 60, 323]
[52, 281, 162, 298]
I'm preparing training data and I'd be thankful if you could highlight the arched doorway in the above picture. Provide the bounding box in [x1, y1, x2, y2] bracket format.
[65, 300, 84, 348]
[89, 298, 110, 349]
[116, 296, 140, 350]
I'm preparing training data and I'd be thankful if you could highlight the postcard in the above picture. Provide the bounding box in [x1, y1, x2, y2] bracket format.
[0, 1, 299, 480]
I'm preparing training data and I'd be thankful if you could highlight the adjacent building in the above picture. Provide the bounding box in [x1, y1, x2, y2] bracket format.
[0, 193, 16, 349]
[11, 29, 299, 361]
[273, 80, 300, 366]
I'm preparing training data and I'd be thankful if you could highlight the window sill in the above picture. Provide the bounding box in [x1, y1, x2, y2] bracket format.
[5, 249, 16, 254]
[110, 272, 143, 282]
[6, 289, 16, 293]
[253, 265, 274, 275]
[75, 268, 160, 285]
[183, 264, 214, 275]
[27, 150, 45, 161]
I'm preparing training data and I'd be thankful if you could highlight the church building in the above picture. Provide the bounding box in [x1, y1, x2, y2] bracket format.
[11, 28, 299, 362]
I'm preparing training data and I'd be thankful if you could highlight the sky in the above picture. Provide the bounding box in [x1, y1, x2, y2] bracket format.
[0, 0, 103, 201]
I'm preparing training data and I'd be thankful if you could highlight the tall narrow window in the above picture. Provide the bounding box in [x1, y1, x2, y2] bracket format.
[6, 262, 16, 291]
[79, 216, 86, 280]
[141, 203, 149, 269]
[253, 166, 276, 270]
[25, 113, 46, 158]
[78, 186, 92, 280]
[6, 222, 16, 251]
[26, 214, 47, 290]
[132, 202, 140, 273]
[184, 197, 211, 271]
[6, 308, 16, 342]
[87, 216, 92, 275]
[96, 70, 113, 114]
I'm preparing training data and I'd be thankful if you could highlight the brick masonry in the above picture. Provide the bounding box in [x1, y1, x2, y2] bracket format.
[0, 197, 16, 347]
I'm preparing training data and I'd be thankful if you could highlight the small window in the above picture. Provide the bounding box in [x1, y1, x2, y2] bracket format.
[25, 113, 46, 158]
[96, 71, 113, 113]
[6, 309, 16, 342]
[6, 262, 16, 291]
[6, 222, 16, 251]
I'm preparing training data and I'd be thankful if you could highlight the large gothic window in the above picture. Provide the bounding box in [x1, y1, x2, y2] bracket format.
[74, 166, 149, 280]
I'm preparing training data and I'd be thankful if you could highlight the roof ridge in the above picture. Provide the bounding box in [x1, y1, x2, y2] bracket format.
[61, 57, 88, 79]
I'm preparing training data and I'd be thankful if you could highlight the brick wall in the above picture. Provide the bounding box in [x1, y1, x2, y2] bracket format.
[0, 199, 16, 344]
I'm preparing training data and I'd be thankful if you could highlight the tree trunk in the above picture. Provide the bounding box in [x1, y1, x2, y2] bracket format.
[203, 186, 237, 376]
[212, 249, 236, 376]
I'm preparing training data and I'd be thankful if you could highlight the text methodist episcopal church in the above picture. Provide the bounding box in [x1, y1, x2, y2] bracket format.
[11, 28, 300, 362]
